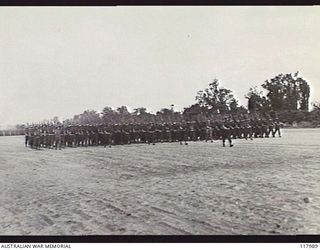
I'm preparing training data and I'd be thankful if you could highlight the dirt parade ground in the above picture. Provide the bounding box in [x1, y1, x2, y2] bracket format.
[0, 128, 320, 235]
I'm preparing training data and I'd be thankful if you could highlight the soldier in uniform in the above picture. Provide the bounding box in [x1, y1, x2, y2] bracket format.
[212, 121, 221, 141]
[243, 119, 253, 140]
[189, 121, 196, 141]
[47, 125, 55, 148]
[163, 123, 171, 142]
[182, 122, 189, 145]
[273, 119, 281, 137]
[155, 123, 163, 143]
[177, 123, 185, 145]
[34, 127, 41, 150]
[267, 119, 275, 137]
[170, 122, 177, 143]
[261, 119, 269, 138]
[25, 128, 29, 147]
[147, 123, 156, 145]
[205, 121, 213, 142]
[106, 127, 112, 147]
[53, 125, 62, 150]
[60, 126, 66, 148]
[220, 120, 234, 147]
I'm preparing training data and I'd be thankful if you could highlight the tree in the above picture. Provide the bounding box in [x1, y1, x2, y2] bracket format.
[116, 106, 131, 123]
[116, 106, 130, 116]
[73, 110, 101, 125]
[156, 108, 173, 122]
[62, 119, 74, 125]
[312, 102, 320, 112]
[183, 104, 206, 121]
[298, 79, 310, 111]
[195, 79, 238, 114]
[131, 107, 155, 123]
[309, 102, 320, 123]
[101, 106, 118, 123]
[133, 107, 147, 116]
[51, 116, 60, 124]
[261, 72, 310, 112]
[245, 86, 271, 113]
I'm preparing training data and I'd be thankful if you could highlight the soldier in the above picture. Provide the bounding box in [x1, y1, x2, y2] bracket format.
[229, 120, 237, 139]
[97, 128, 105, 147]
[163, 123, 171, 143]
[155, 123, 163, 143]
[104, 126, 112, 148]
[66, 127, 74, 147]
[112, 124, 121, 145]
[243, 119, 253, 140]
[75, 127, 81, 147]
[34, 127, 41, 150]
[194, 122, 202, 141]
[220, 120, 234, 147]
[199, 122, 207, 141]
[267, 119, 275, 137]
[60, 126, 66, 148]
[84, 128, 90, 147]
[205, 121, 213, 142]
[25, 128, 29, 147]
[170, 122, 177, 143]
[261, 120, 269, 138]
[189, 121, 196, 141]
[47, 125, 55, 149]
[177, 123, 185, 145]
[122, 124, 131, 145]
[182, 122, 189, 145]
[250, 119, 260, 138]
[273, 119, 281, 137]
[238, 120, 247, 139]
[28, 128, 34, 149]
[233, 120, 242, 139]
[147, 123, 156, 145]
[128, 124, 136, 144]
[212, 121, 221, 141]
[53, 125, 62, 150]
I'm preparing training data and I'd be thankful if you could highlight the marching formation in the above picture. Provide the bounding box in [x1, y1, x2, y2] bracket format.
[25, 118, 281, 150]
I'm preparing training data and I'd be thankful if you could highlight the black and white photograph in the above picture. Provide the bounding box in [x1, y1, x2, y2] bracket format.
[0, 6, 320, 237]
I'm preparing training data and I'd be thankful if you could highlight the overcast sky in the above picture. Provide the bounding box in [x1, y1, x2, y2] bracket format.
[0, 7, 320, 126]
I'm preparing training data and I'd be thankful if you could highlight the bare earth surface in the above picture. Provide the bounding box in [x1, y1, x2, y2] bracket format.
[0, 128, 320, 235]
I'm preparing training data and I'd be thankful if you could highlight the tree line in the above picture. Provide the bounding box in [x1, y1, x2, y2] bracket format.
[23, 71, 320, 128]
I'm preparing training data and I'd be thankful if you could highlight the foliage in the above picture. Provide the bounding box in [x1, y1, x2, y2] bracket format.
[73, 110, 102, 125]
[312, 102, 320, 112]
[195, 79, 238, 114]
[261, 72, 310, 111]
[245, 86, 271, 113]
[17, 71, 319, 128]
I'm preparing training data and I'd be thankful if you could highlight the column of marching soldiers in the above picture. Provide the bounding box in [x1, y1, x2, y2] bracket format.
[24, 118, 282, 150]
